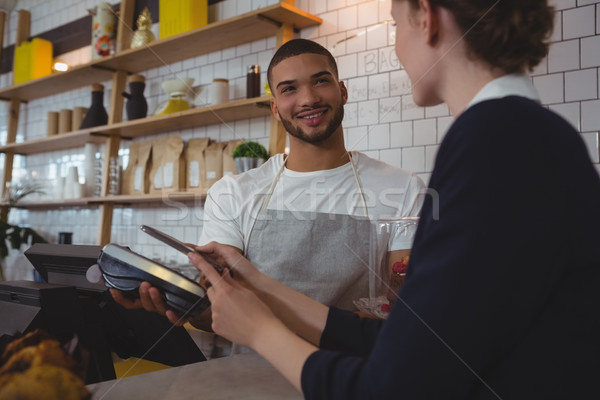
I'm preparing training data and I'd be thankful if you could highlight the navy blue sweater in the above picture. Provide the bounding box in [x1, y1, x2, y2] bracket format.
[302, 97, 600, 399]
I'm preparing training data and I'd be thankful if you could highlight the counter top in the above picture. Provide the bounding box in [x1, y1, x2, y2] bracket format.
[87, 352, 303, 400]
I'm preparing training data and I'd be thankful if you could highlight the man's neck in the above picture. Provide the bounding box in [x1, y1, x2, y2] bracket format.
[285, 132, 350, 172]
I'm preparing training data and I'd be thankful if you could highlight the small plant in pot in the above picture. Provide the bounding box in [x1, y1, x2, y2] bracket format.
[232, 141, 269, 173]
[0, 181, 47, 281]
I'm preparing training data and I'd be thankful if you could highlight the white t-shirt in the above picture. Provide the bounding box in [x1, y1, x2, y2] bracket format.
[199, 151, 425, 251]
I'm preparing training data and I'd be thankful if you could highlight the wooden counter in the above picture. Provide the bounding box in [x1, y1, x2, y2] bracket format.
[87, 352, 303, 400]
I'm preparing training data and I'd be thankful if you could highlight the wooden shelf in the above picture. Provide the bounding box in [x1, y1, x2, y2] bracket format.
[101, 96, 271, 139]
[0, 129, 108, 155]
[16, 190, 207, 209]
[0, 3, 321, 102]
[0, 96, 271, 155]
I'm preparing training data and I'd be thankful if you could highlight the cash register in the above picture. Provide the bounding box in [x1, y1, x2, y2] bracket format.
[0, 243, 205, 383]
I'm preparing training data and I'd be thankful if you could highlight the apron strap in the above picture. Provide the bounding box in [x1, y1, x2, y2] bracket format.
[348, 152, 369, 218]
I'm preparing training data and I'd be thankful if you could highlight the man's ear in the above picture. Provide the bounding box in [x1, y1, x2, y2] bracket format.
[339, 81, 348, 105]
[419, 0, 439, 46]
[270, 98, 281, 121]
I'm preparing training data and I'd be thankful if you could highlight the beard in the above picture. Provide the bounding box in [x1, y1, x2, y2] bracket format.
[278, 103, 344, 144]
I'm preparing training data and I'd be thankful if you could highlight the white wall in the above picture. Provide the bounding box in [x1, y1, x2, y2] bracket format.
[1, 0, 599, 268]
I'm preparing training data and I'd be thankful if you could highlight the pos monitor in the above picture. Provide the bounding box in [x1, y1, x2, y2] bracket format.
[0, 244, 206, 383]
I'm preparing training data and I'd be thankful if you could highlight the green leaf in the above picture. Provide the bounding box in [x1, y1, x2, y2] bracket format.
[232, 141, 269, 160]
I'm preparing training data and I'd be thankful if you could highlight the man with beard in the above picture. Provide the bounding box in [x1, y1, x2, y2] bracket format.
[112, 39, 423, 334]
[197, 39, 424, 310]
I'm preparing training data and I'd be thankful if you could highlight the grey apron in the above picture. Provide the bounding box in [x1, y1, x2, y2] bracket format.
[245, 153, 371, 310]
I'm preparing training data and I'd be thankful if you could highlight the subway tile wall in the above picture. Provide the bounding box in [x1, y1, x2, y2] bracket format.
[1, 0, 599, 265]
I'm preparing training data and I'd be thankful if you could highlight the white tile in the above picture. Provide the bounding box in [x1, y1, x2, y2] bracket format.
[328, 33, 347, 57]
[425, 103, 449, 118]
[379, 46, 401, 72]
[338, 6, 358, 31]
[358, 1, 378, 27]
[379, 148, 402, 169]
[582, 99, 600, 131]
[249, 117, 266, 139]
[563, 5, 596, 39]
[296, 0, 310, 11]
[242, 54, 259, 73]
[338, 53, 358, 80]
[228, 57, 243, 79]
[358, 99, 379, 125]
[565, 68, 598, 101]
[402, 146, 425, 173]
[358, 49, 379, 75]
[222, 47, 236, 60]
[366, 22, 388, 50]
[378, 0, 392, 22]
[250, 39, 267, 53]
[347, 126, 368, 151]
[208, 51, 222, 63]
[345, 28, 367, 54]
[343, 102, 358, 127]
[237, 0, 252, 14]
[548, 40, 580, 72]
[309, 0, 327, 14]
[437, 116, 454, 142]
[413, 119, 437, 146]
[368, 73, 389, 99]
[549, 102, 581, 131]
[236, 43, 252, 57]
[347, 76, 368, 101]
[252, 0, 269, 10]
[549, 0, 576, 11]
[221, 0, 237, 20]
[379, 96, 401, 123]
[390, 121, 413, 147]
[533, 73, 564, 104]
[390, 69, 412, 96]
[368, 124, 390, 149]
[577, 0, 598, 5]
[327, 0, 346, 11]
[581, 35, 600, 68]
[581, 132, 599, 163]
[425, 145, 440, 173]
[319, 11, 338, 37]
[401, 95, 425, 120]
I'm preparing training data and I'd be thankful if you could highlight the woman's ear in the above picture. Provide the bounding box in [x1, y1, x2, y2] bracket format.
[419, 0, 440, 46]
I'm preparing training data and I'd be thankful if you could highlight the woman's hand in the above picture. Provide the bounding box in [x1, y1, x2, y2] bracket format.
[189, 251, 280, 348]
[193, 242, 261, 288]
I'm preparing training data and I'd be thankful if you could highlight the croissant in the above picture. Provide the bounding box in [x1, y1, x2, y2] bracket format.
[0, 329, 90, 400]
[0, 365, 90, 400]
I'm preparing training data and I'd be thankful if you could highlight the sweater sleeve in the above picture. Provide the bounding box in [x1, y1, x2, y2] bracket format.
[319, 308, 383, 355]
[300, 98, 600, 399]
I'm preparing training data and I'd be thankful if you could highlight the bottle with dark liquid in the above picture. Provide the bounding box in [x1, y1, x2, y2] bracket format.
[246, 65, 260, 98]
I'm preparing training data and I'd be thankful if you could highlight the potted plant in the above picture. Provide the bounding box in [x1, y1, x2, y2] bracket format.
[232, 141, 269, 173]
[0, 181, 47, 281]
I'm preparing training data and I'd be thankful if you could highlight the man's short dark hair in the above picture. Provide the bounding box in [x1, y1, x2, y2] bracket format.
[267, 39, 339, 90]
